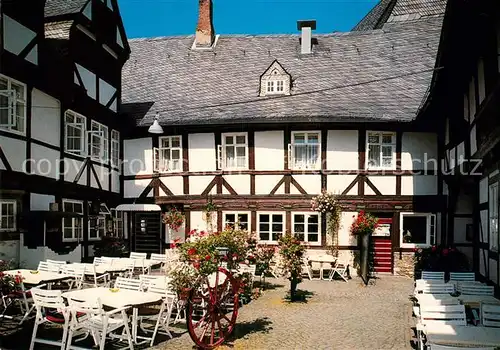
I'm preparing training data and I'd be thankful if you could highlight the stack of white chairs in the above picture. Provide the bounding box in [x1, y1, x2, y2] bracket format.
[449, 272, 475, 282]
[328, 260, 349, 282]
[66, 297, 134, 350]
[29, 287, 72, 350]
[416, 304, 467, 350]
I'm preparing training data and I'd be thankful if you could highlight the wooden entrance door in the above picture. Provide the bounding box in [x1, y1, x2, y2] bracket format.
[132, 212, 162, 254]
[371, 218, 393, 274]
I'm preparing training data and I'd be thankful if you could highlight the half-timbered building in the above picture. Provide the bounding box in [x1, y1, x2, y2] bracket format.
[431, 0, 500, 290]
[0, 0, 130, 267]
[120, 0, 448, 275]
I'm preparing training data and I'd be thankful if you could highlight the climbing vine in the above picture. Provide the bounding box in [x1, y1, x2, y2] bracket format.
[311, 191, 341, 257]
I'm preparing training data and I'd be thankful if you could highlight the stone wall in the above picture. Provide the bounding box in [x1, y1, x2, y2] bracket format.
[393, 251, 415, 278]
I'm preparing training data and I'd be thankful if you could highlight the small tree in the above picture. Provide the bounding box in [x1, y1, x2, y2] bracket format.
[278, 234, 305, 301]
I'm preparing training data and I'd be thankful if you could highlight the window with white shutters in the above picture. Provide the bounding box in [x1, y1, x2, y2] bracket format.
[155, 136, 182, 172]
[0, 74, 26, 134]
[65, 110, 86, 156]
[289, 131, 320, 170]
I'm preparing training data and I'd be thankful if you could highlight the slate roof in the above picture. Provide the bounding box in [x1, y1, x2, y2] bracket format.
[352, 0, 447, 30]
[44, 0, 88, 18]
[352, 0, 395, 31]
[122, 14, 445, 127]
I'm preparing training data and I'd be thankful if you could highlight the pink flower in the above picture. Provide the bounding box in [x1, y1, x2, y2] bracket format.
[442, 248, 449, 256]
[431, 246, 437, 252]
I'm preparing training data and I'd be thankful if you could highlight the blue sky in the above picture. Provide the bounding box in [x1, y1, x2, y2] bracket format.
[118, 0, 378, 39]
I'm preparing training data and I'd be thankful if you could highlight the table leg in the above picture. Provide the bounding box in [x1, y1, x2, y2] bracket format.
[132, 308, 138, 343]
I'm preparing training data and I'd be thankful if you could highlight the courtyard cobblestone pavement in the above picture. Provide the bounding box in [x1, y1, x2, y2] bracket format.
[153, 275, 415, 350]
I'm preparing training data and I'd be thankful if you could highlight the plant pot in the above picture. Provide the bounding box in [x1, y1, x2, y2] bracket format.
[179, 287, 192, 301]
[358, 232, 371, 286]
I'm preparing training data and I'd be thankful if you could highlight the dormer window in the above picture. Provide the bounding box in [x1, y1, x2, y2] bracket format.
[260, 60, 291, 97]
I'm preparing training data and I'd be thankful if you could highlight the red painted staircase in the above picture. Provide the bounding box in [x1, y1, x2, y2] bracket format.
[372, 238, 392, 273]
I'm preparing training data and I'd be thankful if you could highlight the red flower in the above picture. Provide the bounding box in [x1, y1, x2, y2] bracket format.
[205, 255, 211, 261]
[173, 237, 181, 243]
[193, 262, 200, 269]
[442, 248, 449, 256]
[187, 248, 197, 256]
[432, 246, 437, 252]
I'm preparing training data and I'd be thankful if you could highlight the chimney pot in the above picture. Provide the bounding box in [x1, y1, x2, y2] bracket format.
[297, 20, 316, 54]
[195, 0, 215, 48]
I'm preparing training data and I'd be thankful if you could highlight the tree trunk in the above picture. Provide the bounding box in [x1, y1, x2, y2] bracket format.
[359, 233, 371, 285]
[290, 278, 298, 301]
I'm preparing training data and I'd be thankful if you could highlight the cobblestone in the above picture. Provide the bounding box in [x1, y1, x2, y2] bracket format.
[153, 275, 415, 350]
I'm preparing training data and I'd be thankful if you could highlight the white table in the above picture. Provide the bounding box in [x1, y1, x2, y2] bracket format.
[4, 269, 66, 285]
[77, 263, 128, 275]
[426, 325, 500, 347]
[416, 293, 500, 306]
[63, 287, 163, 344]
[308, 256, 337, 280]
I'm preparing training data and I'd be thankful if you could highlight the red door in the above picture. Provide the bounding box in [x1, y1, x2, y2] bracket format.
[372, 218, 393, 274]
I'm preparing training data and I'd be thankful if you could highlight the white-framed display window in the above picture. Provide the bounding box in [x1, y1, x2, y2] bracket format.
[223, 212, 250, 231]
[289, 131, 321, 170]
[257, 212, 284, 244]
[218, 133, 248, 170]
[0, 74, 26, 134]
[400, 212, 436, 248]
[292, 212, 321, 246]
[366, 131, 396, 170]
[62, 199, 84, 242]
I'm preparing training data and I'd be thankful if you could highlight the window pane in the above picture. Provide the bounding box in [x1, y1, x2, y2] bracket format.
[295, 215, 304, 223]
[161, 138, 170, 148]
[382, 146, 392, 157]
[225, 214, 235, 223]
[272, 214, 282, 222]
[308, 215, 318, 224]
[294, 134, 305, 143]
[0, 78, 7, 90]
[172, 149, 180, 160]
[238, 214, 248, 223]
[368, 134, 379, 143]
[236, 147, 245, 157]
[308, 224, 319, 233]
[260, 223, 270, 232]
[368, 145, 380, 167]
[171, 137, 180, 148]
[402, 216, 427, 244]
[260, 232, 270, 241]
[259, 214, 269, 223]
[308, 234, 319, 242]
[225, 136, 233, 144]
[63, 227, 73, 239]
[382, 134, 393, 144]
[307, 133, 319, 143]
[236, 136, 246, 144]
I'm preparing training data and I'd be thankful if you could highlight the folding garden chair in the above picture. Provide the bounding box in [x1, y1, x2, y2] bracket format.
[328, 260, 349, 282]
[46, 259, 67, 267]
[458, 284, 495, 296]
[150, 253, 167, 272]
[416, 304, 466, 350]
[416, 283, 455, 295]
[82, 264, 110, 288]
[481, 303, 500, 327]
[449, 272, 475, 282]
[114, 276, 142, 291]
[302, 259, 313, 280]
[421, 271, 445, 281]
[29, 287, 71, 350]
[139, 274, 168, 291]
[66, 297, 134, 350]
[60, 264, 85, 291]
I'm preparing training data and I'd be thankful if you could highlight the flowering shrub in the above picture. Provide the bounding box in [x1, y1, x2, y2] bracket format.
[93, 236, 128, 257]
[350, 211, 379, 235]
[311, 191, 339, 214]
[278, 234, 306, 301]
[0, 260, 24, 294]
[163, 207, 185, 231]
[254, 244, 277, 276]
[414, 245, 469, 273]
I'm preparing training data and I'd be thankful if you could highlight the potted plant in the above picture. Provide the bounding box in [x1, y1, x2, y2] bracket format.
[0, 260, 24, 295]
[414, 245, 469, 277]
[93, 235, 128, 257]
[168, 263, 198, 300]
[350, 211, 379, 285]
[311, 191, 341, 257]
[202, 196, 217, 233]
[277, 234, 305, 301]
[163, 207, 185, 232]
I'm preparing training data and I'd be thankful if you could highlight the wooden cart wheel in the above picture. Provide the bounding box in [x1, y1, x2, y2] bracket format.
[187, 267, 239, 349]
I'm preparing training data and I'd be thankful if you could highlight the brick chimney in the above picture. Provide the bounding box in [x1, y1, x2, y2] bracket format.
[195, 0, 215, 47]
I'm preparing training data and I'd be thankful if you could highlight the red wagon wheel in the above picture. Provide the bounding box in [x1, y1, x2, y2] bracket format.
[187, 267, 239, 349]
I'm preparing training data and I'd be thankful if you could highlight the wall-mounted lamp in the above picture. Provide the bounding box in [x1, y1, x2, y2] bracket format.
[148, 112, 164, 134]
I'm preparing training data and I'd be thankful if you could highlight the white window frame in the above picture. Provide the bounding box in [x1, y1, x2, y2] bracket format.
[154, 135, 183, 173]
[289, 131, 321, 170]
[89, 216, 106, 240]
[111, 130, 120, 167]
[400, 212, 436, 248]
[292, 212, 321, 246]
[489, 183, 499, 252]
[0, 74, 26, 135]
[218, 133, 248, 170]
[110, 209, 124, 237]
[366, 131, 396, 170]
[88, 120, 108, 163]
[62, 199, 84, 242]
[65, 110, 87, 156]
[223, 212, 250, 231]
[257, 212, 284, 244]
[0, 200, 16, 232]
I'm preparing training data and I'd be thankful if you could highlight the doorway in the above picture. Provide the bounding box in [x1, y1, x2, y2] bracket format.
[131, 212, 163, 254]
[371, 217, 393, 274]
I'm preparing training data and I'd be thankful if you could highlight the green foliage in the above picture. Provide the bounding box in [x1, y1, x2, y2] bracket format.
[254, 244, 277, 276]
[168, 263, 198, 297]
[414, 245, 470, 274]
[311, 191, 341, 257]
[278, 234, 306, 285]
[93, 236, 128, 257]
[0, 259, 23, 293]
[350, 211, 379, 235]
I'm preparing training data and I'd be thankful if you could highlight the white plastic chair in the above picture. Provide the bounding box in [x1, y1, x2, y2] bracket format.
[302, 259, 313, 280]
[150, 253, 167, 272]
[459, 284, 494, 296]
[82, 264, 110, 288]
[114, 259, 135, 278]
[238, 264, 257, 290]
[29, 287, 70, 350]
[2, 280, 33, 324]
[418, 283, 455, 295]
[421, 271, 445, 280]
[139, 274, 168, 291]
[60, 265, 85, 290]
[46, 259, 67, 266]
[428, 345, 495, 350]
[481, 303, 500, 327]
[416, 304, 466, 350]
[130, 252, 147, 260]
[449, 272, 475, 282]
[328, 260, 349, 282]
[114, 277, 142, 291]
[66, 297, 134, 350]
[38, 261, 61, 273]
